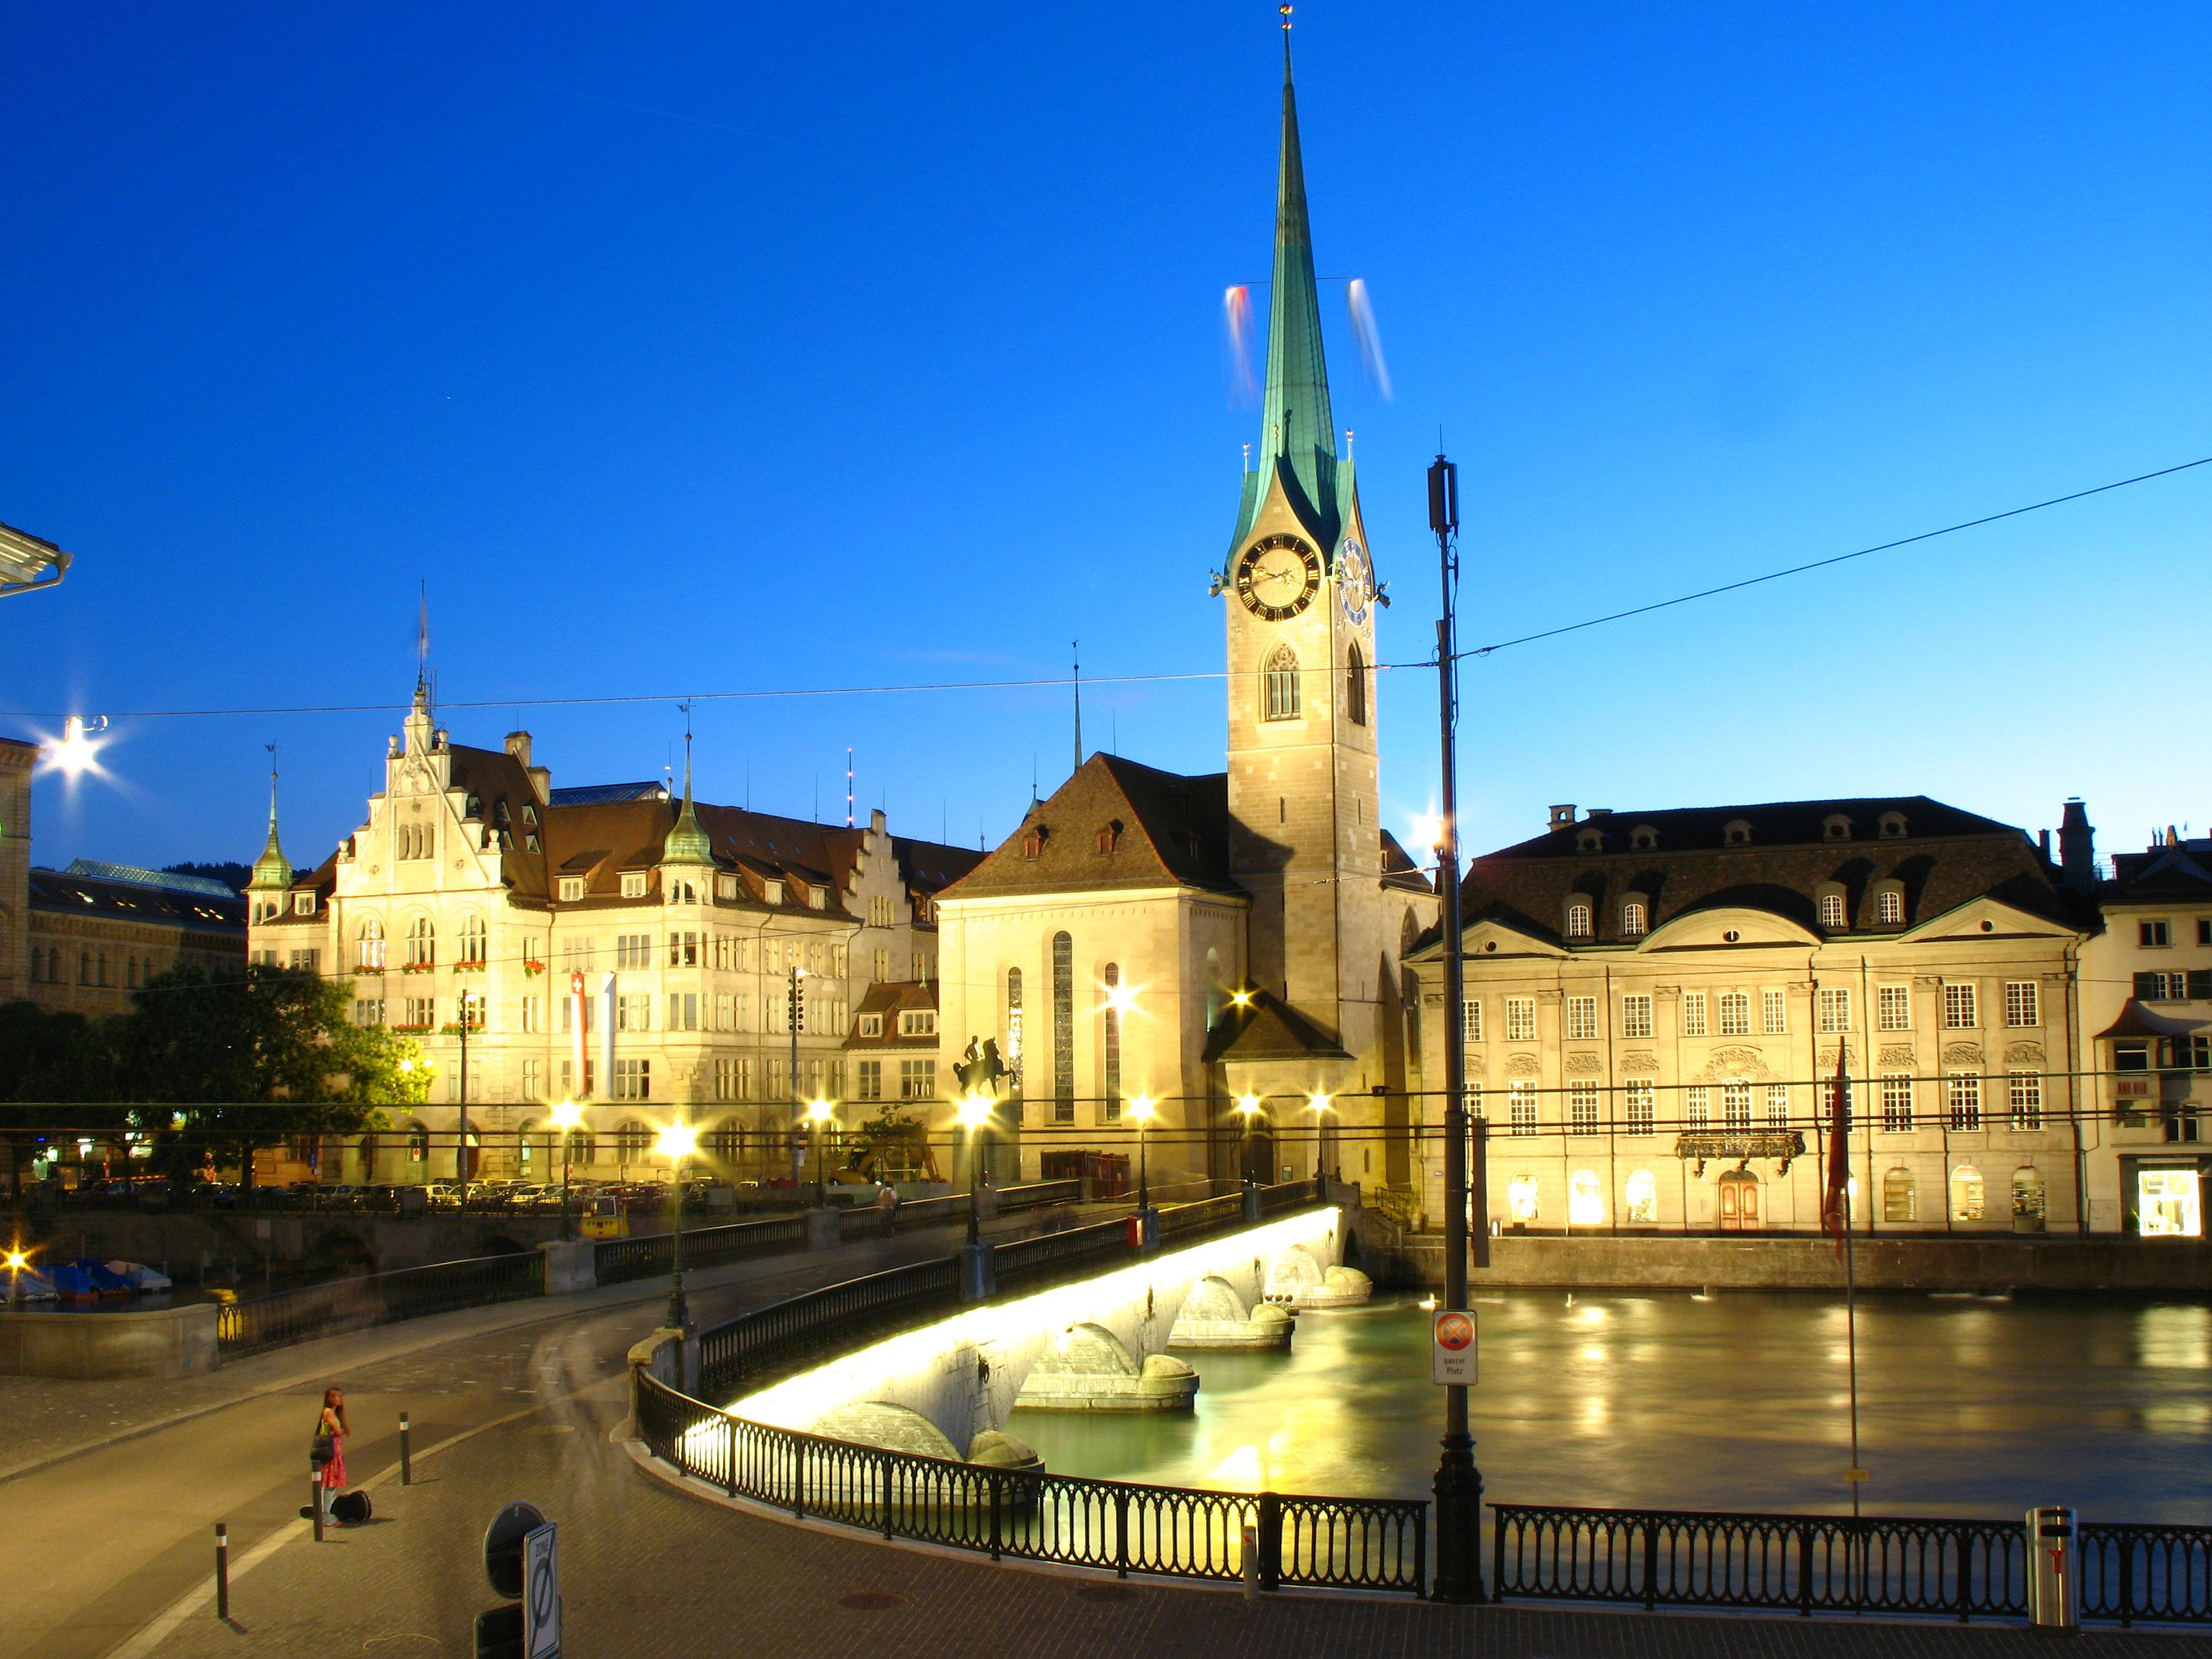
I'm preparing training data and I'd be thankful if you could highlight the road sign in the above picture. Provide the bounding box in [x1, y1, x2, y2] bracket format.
[524, 1522, 561, 1659]
[1432, 1308, 1478, 1385]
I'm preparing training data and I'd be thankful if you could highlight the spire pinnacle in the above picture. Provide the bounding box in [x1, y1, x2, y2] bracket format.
[662, 705, 713, 866]
[250, 743, 292, 891]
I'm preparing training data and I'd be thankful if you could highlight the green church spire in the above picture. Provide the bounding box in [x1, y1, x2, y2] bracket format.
[1247, 27, 1339, 549]
[662, 730, 712, 866]
[249, 745, 292, 891]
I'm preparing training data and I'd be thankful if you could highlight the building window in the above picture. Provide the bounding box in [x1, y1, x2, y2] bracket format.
[520, 1058, 541, 1102]
[1621, 900, 1647, 938]
[608, 1060, 649, 1102]
[2141, 920, 2172, 948]
[1877, 984, 1911, 1031]
[2008, 1071, 2044, 1131]
[357, 918, 385, 971]
[354, 998, 386, 1027]
[1463, 1082, 1483, 1120]
[615, 933, 651, 970]
[667, 930, 699, 967]
[1686, 1085, 1710, 1129]
[1625, 1081, 1655, 1135]
[1765, 1084, 1790, 1128]
[1004, 967, 1024, 1102]
[899, 1058, 935, 1100]
[1565, 996, 1598, 1040]
[1345, 642, 1367, 727]
[1568, 1083, 1601, 1136]
[2004, 981, 2039, 1028]
[620, 871, 648, 899]
[1505, 997, 1537, 1042]
[289, 948, 320, 974]
[1883, 1169, 1917, 1223]
[557, 876, 585, 902]
[898, 1010, 937, 1037]
[1508, 1082, 1537, 1137]
[1460, 999, 1483, 1043]
[1507, 1173, 1540, 1223]
[1624, 1169, 1659, 1225]
[856, 1059, 884, 1100]
[2136, 971, 2191, 1002]
[1943, 983, 1978, 1029]
[1565, 902, 1592, 940]
[1724, 820, 1753, 846]
[1946, 1073, 1983, 1132]
[1568, 1169, 1604, 1226]
[1874, 889, 1903, 925]
[666, 993, 698, 1031]
[1261, 644, 1301, 721]
[1753, 989, 1784, 1036]
[1718, 992, 1750, 1037]
[1817, 988, 1852, 1033]
[405, 916, 435, 968]
[1880, 1074, 1913, 1132]
[2139, 1169, 2203, 1236]
[459, 914, 487, 966]
[1620, 996, 1653, 1040]
[1819, 891, 1846, 929]
[402, 996, 433, 1029]
[1951, 1164, 1985, 1223]
[1681, 992, 1708, 1037]
[1722, 1082, 1752, 1130]
[871, 947, 891, 981]
[1051, 931, 1074, 1124]
[618, 994, 650, 1032]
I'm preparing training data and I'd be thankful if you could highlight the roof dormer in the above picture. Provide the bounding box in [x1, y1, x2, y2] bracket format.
[1722, 819, 1754, 847]
[1822, 814, 1853, 842]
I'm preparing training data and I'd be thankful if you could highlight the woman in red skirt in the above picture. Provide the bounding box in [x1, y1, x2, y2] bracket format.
[305, 1386, 348, 1525]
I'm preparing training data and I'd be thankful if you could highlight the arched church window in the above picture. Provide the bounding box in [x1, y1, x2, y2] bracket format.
[1101, 963, 1122, 1121]
[1621, 900, 1648, 938]
[1261, 644, 1301, 722]
[1051, 932, 1074, 1126]
[1345, 643, 1367, 727]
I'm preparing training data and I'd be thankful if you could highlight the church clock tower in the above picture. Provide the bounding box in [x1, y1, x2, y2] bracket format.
[1220, 35, 1383, 1059]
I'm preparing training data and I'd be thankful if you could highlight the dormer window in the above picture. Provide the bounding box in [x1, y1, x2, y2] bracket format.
[1723, 819, 1753, 846]
[1020, 827, 1048, 859]
[1819, 891, 1847, 929]
[1621, 900, 1648, 938]
[1631, 824, 1659, 851]
[1576, 828, 1606, 853]
[716, 873, 739, 900]
[522, 804, 537, 826]
[1879, 812, 1907, 839]
[558, 876, 585, 902]
[1876, 886, 1905, 925]
[858, 1013, 884, 1037]
[1565, 901, 1593, 940]
[899, 1010, 937, 1037]
[293, 892, 316, 916]
[465, 794, 483, 819]
[1096, 819, 1123, 855]
[764, 878, 784, 905]
[807, 886, 827, 911]
[1823, 815, 1853, 842]
[620, 871, 648, 899]
[667, 879, 697, 905]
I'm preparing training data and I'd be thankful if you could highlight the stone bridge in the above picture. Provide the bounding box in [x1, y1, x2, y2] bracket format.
[729, 1208, 1356, 1462]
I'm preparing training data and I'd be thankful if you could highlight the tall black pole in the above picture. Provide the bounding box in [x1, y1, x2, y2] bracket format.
[456, 990, 472, 1208]
[1429, 452, 1485, 1604]
[666, 1129, 689, 1331]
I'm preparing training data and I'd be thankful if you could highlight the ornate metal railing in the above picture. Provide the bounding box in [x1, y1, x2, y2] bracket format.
[595, 1214, 809, 1286]
[215, 1249, 544, 1358]
[1154, 1193, 1243, 1239]
[995, 1179, 1082, 1211]
[698, 1255, 965, 1400]
[1256, 1179, 1313, 1217]
[1492, 1502, 2027, 1620]
[2081, 1521, 2212, 1624]
[993, 1219, 1133, 1292]
[635, 1370, 1425, 1596]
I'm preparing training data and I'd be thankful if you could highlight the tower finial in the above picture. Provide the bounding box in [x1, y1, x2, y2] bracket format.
[662, 699, 713, 866]
[1071, 641, 1083, 778]
[250, 741, 293, 892]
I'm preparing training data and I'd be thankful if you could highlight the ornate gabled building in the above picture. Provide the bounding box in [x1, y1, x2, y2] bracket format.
[1406, 797, 2093, 1236]
[246, 686, 978, 1186]
[935, 48, 1436, 1192]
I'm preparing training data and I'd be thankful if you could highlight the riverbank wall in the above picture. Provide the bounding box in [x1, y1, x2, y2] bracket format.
[1359, 1228, 2212, 1292]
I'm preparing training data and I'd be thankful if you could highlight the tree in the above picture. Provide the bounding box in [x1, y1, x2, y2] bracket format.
[120, 963, 428, 1190]
[0, 1000, 128, 1196]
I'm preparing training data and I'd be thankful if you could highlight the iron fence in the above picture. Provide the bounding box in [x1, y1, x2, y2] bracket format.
[994, 1219, 1134, 1292]
[635, 1370, 1425, 1595]
[594, 1215, 809, 1286]
[698, 1254, 964, 1400]
[1256, 1179, 1316, 1217]
[1154, 1193, 1242, 1238]
[995, 1179, 1082, 1212]
[215, 1249, 544, 1358]
[1492, 1502, 2027, 1620]
[2081, 1521, 2212, 1624]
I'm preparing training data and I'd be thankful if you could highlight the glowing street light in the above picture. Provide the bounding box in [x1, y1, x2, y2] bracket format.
[1235, 1094, 1266, 1190]
[805, 1097, 837, 1208]
[4, 1245, 26, 1309]
[656, 1116, 698, 1329]
[549, 1100, 584, 1238]
[1102, 979, 1142, 1017]
[1128, 1094, 1157, 1232]
[955, 1093, 994, 1245]
[1305, 1091, 1336, 1185]
[47, 716, 109, 783]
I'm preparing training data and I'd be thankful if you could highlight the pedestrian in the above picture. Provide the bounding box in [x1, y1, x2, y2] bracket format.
[302, 1385, 349, 1526]
[875, 1180, 899, 1238]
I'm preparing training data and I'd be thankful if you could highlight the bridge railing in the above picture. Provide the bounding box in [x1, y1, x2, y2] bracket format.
[634, 1368, 1426, 1596]
[2080, 1522, 2212, 1624]
[698, 1254, 966, 1401]
[992, 1219, 1133, 1294]
[595, 1214, 809, 1287]
[216, 1249, 544, 1359]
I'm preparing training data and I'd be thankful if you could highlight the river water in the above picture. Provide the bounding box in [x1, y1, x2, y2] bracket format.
[1009, 1290, 2212, 1523]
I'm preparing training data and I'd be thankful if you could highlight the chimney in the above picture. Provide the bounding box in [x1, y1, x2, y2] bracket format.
[504, 731, 532, 767]
[1548, 804, 1576, 830]
[2037, 828, 2051, 862]
[2059, 799, 2095, 894]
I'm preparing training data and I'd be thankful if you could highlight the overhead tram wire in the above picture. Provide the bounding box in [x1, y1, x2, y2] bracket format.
[6, 454, 2206, 726]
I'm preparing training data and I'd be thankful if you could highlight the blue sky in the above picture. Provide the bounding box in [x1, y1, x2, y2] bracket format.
[3, 2, 2208, 876]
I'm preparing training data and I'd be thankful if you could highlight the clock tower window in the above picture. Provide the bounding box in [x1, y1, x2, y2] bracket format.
[1346, 642, 1367, 727]
[1261, 644, 1301, 721]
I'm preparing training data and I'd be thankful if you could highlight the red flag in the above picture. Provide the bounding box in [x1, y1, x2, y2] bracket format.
[1821, 1043, 1851, 1256]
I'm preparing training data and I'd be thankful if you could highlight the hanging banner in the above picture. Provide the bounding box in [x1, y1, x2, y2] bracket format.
[1432, 1308, 1478, 1385]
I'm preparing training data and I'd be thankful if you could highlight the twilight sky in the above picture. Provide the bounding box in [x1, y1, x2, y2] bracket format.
[3, 2, 2208, 878]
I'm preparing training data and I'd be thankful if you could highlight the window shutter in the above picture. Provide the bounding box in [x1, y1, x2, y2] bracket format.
[2189, 969, 2212, 1001]
[2135, 971, 2162, 1001]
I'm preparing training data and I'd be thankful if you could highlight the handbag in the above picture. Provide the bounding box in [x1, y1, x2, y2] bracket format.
[311, 1431, 336, 1465]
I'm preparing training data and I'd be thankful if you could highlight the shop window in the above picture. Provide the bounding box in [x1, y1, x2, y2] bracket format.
[2139, 1169, 2203, 1237]
[1950, 1164, 1985, 1223]
[1507, 1174, 1540, 1224]
[1882, 1168, 1917, 1223]
[1623, 1169, 1658, 1225]
[1568, 1169, 1604, 1227]
[2010, 1167, 2047, 1230]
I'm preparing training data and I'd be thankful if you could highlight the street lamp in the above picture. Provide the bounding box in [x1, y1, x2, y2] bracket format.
[454, 989, 480, 1208]
[655, 1117, 698, 1331]
[1306, 1091, 1336, 1188]
[4, 1246, 26, 1309]
[1235, 1094, 1264, 1190]
[805, 1097, 837, 1209]
[549, 1100, 584, 1238]
[1128, 1096, 1157, 1249]
[955, 1093, 994, 1245]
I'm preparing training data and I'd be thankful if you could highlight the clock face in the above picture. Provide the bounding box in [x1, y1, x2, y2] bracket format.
[1235, 533, 1322, 621]
[1338, 539, 1372, 626]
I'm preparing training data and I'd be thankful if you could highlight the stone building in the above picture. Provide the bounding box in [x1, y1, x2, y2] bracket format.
[2077, 809, 2212, 1236]
[1406, 797, 2092, 1236]
[1, 735, 247, 1020]
[934, 55, 1435, 1193]
[245, 689, 976, 1187]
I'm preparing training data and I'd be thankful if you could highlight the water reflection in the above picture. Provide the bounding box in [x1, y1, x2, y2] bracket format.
[1008, 1290, 2212, 1522]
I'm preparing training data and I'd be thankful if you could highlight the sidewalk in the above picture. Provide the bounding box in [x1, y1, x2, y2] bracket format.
[0, 1213, 1042, 1659]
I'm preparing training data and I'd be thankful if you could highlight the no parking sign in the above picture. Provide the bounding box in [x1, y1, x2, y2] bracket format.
[1432, 1309, 1478, 1385]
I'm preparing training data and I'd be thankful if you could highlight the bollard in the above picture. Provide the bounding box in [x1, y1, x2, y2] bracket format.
[215, 1524, 229, 1620]
[310, 1460, 324, 1543]
[400, 1411, 413, 1485]
[2027, 1506, 2079, 1632]
[1242, 1524, 1260, 1601]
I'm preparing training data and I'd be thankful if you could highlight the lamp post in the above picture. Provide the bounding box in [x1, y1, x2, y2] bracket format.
[1307, 1092, 1336, 1189]
[455, 989, 475, 1205]
[1235, 1094, 1264, 1188]
[786, 966, 807, 1184]
[806, 1097, 836, 1209]
[4, 1246, 24, 1309]
[1128, 1095, 1157, 1248]
[956, 1094, 994, 1246]
[655, 1117, 697, 1331]
[549, 1100, 583, 1239]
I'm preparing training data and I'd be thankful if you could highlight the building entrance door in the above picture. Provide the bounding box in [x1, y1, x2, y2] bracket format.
[1717, 1169, 1761, 1231]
